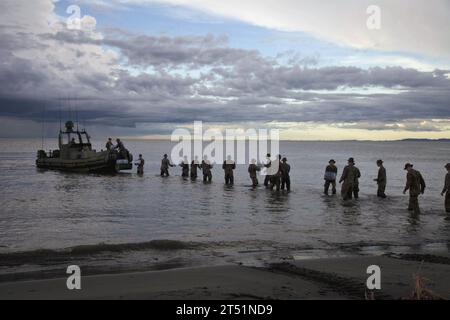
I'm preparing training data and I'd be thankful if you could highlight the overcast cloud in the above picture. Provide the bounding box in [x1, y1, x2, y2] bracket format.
[0, 0, 449, 139]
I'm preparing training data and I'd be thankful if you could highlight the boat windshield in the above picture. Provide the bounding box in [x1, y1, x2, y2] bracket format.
[59, 132, 91, 146]
[79, 132, 91, 145]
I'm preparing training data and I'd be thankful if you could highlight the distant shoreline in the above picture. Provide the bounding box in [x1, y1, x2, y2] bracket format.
[0, 137, 449, 142]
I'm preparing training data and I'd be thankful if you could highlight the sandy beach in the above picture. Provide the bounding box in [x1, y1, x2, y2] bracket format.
[1, 254, 449, 300]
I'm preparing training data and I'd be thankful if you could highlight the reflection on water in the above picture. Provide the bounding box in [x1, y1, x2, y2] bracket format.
[0, 139, 449, 275]
[265, 191, 290, 213]
[342, 201, 362, 226]
[407, 212, 421, 231]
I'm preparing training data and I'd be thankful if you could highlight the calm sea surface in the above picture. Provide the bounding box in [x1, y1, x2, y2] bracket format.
[0, 138, 449, 280]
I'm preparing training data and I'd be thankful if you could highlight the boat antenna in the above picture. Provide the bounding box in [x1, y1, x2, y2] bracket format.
[76, 102, 79, 132]
[41, 102, 46, 151]
[68, 95, 71, 122]
[58, 96, 62, 133]
[76, 95, 81, 132]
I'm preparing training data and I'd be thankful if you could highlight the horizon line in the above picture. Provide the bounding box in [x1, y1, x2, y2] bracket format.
[1, 137, 448, 142]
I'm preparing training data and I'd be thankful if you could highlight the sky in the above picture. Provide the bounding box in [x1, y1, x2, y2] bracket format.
[0, 0, 450, 140]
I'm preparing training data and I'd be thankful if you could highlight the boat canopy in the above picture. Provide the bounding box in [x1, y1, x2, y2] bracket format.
[59, 121, 92, 150]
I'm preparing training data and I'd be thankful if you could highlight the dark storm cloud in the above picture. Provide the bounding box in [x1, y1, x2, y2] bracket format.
[104, 33, 259, 68]
[1, 0, 450, 136]
[211, 65, 449, 95]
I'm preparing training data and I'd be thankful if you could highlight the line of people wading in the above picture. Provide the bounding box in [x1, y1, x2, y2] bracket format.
[136, 151, 292, 191]
[322, 158, 444, 214]
[106, 139, 450, 214]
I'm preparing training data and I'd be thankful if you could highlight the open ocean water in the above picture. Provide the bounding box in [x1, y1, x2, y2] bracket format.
[0, 138, 449, 281]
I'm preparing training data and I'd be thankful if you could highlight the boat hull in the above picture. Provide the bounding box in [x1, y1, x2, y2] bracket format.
[36, 156, 132, 173]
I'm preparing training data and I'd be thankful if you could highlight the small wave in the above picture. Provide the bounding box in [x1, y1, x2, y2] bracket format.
[70, 240, 197, 254]
[0, 240, 198, 266]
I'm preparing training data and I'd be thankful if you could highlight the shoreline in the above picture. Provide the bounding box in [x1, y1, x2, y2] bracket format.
[1, 254, 449, 300]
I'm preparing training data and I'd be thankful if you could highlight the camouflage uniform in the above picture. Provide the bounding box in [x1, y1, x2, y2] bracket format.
[222, 160, 236, 185]
[180, 162, 189, 178]
[263, 158, 272, 187]
[106, 140, 113, 151]
[201, 161, 213, 182]
[248, 163, 260, 187]
[136, 157, 145, 175]
[340, 165, 360, 200]
[442, 172, 450, 213]
[161, 158, 173, 177]
[404, 169, 426, 214]
[324, 164, 338, 195]
[280, 161, 291, 191]
[269, 158, 281, 191]
[191, 161, 200, 179]
[353, 167, 361, 199]
[376, 166, 387, 198]
[115, 140, 128, 159]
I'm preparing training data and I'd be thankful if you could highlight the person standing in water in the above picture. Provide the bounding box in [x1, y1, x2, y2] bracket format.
[161, 154, 175, 177]
[180, 156, 190, 178]
[201, 156, 213, 183]
[222, 155, 236, 185]
[441, 163, 450, 213]
[403, 163, 426, 214]
[248, 159, 261, 187]
[263, 153, 272, 187]
[324, 159, 338, 195]
[339, 158, 360, 200]
[135, 154, 145, 175]
[191, 156, 200, 180]
[269, 155, 282, 191]
[374, 159, 387, 198]
[280, 157, 291, 192]
[353, 160, 361, 199]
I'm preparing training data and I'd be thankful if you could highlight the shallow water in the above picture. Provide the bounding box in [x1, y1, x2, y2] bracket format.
[0, 138, 449, 279]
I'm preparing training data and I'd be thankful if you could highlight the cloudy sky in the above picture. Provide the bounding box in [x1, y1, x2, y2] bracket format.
[1, 0, 450, 140]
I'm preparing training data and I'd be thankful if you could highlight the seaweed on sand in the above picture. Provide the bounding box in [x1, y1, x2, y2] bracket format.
[408, 261, 446, 300]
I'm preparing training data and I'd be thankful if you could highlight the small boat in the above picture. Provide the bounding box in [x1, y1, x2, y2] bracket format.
[36, 121, 133, 173]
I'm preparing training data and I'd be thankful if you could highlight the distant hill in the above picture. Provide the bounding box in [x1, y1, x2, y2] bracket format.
[400, 138, 450, 142]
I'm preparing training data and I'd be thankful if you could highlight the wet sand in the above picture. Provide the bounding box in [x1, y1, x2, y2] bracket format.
[1, 254, 449, 300]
